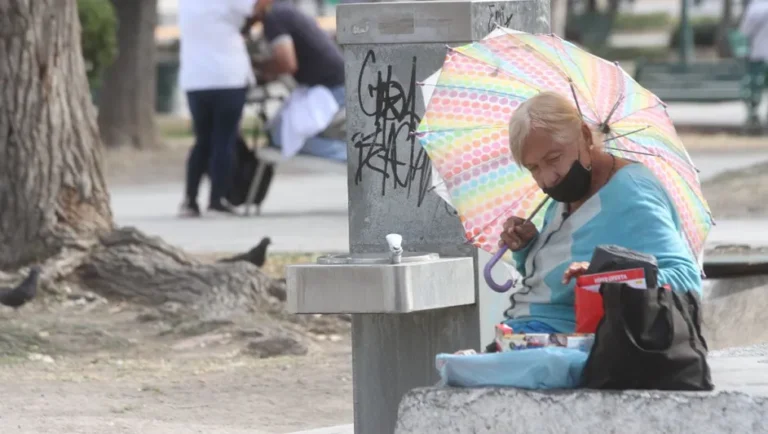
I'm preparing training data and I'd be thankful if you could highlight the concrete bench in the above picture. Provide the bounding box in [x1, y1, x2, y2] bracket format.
[396, 352, 768, 434]
[394, 270, 768, 433]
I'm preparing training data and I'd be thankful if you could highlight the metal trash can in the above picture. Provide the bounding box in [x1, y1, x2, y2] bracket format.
[155, 60, 179, 114]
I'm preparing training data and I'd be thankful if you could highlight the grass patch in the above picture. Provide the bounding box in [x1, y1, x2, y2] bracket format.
[261, 252, 329, 279]
[593, 46, 669, 62]
[157, 116, 267, 141]
[614, 12, 674, 32]
[192, 252, 333, 280]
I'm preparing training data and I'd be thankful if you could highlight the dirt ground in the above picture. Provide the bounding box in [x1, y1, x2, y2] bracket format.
[702, 161, 768, 219]
[0, 249, 353, 434]
[4, 131, 355, 434]
[0, 300, 352, 434]
[3, 128, 765, 434]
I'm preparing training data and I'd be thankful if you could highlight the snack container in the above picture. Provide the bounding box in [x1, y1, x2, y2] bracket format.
[493, 324, 594, 353]
[575, 268, 647, 333]
[566, 335, 595, 352]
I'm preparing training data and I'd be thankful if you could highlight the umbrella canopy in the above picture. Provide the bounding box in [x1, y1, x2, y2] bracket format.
[416, 28, 712, 271]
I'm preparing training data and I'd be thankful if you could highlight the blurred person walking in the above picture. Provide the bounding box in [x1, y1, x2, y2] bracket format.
[741, 0, 768, 123]
[178, 0, 267, 217]
[741, 0, 768, 63]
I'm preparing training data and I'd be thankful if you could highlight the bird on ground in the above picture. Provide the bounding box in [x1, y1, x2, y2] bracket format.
[0, 266, 41, 309]
[218, 237, 271, 268]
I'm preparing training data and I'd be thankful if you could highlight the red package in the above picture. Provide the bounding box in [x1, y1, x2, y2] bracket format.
[575, 268, 647, 333]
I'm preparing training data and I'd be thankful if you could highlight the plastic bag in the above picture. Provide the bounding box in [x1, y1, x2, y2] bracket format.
[436, 347, 588, 389]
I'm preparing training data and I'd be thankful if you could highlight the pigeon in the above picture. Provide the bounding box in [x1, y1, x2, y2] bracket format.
[0, 266, 40, 309]
[218, 237, 271, 268]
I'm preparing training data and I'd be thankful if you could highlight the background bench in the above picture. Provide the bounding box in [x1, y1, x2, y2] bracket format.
[634, 30, 767, 133]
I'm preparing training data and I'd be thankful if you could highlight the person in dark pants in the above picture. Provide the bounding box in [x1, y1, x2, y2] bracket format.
[184, 88, 247, 213]
[177, 0, 264, 217]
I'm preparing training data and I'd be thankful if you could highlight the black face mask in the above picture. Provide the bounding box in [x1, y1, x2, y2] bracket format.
[542, 158, 592, 203]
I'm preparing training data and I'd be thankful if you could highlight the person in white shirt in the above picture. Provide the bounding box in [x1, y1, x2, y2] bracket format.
[177, 0, 264, 217]
[741, 0, 768, 62]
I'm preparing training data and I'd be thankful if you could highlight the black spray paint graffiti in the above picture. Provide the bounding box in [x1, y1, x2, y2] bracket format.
[486, 4, 514, 33]
[352, 50, 431, 207]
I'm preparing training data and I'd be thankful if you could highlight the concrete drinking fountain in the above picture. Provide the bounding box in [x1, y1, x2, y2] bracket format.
[287, 234, 475, 314]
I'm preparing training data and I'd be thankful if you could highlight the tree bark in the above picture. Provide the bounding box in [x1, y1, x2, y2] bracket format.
[0, 0, 113, 269]
[550, 0, 568, 37]
[716, 0, 734, 57]
[0, 0, 275, 320]
[96, 0, 159, 149]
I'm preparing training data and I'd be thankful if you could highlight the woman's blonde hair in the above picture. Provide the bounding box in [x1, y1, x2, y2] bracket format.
[508, 91, 598, 164]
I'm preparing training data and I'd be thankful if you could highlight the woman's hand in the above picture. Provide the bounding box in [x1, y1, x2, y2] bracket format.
[499, 216, 538, 251]
[562, 262, 590, 284]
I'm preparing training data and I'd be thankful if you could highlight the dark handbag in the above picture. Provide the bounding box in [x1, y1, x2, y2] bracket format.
[582, 283, 713, 391]
[227, 135, 275, 207]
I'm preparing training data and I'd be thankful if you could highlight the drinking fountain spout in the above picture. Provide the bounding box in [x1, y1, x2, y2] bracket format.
[386, 233, 403, 264]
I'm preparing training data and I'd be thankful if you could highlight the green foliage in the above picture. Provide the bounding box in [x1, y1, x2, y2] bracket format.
[614, 12, 674, 32]
[669, 16, 720, 48]
[77, 0, 118, 89]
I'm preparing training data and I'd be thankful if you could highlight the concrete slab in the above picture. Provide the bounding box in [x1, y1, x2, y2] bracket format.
[110, 168, 349, 254]
[667, 99, 768, 130]
[288, 424, 354, 434]
[691, 150, 768, 183]
[395, 354, 768, 434]
[703, 275, 768, 350]
[706, 220, 768, 248]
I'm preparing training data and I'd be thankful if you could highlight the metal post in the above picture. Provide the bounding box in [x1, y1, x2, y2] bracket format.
[679, 0, 695, 66]
[335, 2, 551, 433]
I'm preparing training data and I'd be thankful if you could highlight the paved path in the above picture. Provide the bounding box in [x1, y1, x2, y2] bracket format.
[111, 151, 768, 254]
[668, 100, 768, 130]
[112, 167, 349, 254]
[288, 425, 354, 434]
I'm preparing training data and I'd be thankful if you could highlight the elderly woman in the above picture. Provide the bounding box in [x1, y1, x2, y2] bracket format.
[498, 91, 701, 335]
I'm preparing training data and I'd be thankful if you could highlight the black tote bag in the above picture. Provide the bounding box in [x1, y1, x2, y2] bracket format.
[582, 283, 714, 391]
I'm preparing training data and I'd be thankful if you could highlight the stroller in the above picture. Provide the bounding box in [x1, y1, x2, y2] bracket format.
[227, 18, 345, 216]
[229, 82, 346, 216]
[226, 133, 276, 216]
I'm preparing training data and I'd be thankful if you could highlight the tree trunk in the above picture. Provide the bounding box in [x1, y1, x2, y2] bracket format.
[716, 0, 734, 57]
[606, 0, 621, 18]
[0, 0, 275, 321]
[96, 0, 159, 149]
[551, 0, 568, 37]
[0, 0, 113, 269]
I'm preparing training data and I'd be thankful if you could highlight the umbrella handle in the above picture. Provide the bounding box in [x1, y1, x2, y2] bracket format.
[484, 245, 514, 293]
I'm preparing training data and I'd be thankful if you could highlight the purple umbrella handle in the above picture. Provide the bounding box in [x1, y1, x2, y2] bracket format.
[484, 245, 514, 293]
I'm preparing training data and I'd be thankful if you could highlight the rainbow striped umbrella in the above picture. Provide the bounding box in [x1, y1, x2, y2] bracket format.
[416, 28, 712, 289]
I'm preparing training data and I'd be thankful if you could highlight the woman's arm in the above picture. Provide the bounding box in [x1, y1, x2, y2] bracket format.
[619, 172, 703, 294]
[511, 241, 535, 277]
[509, 202, 555, 277]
